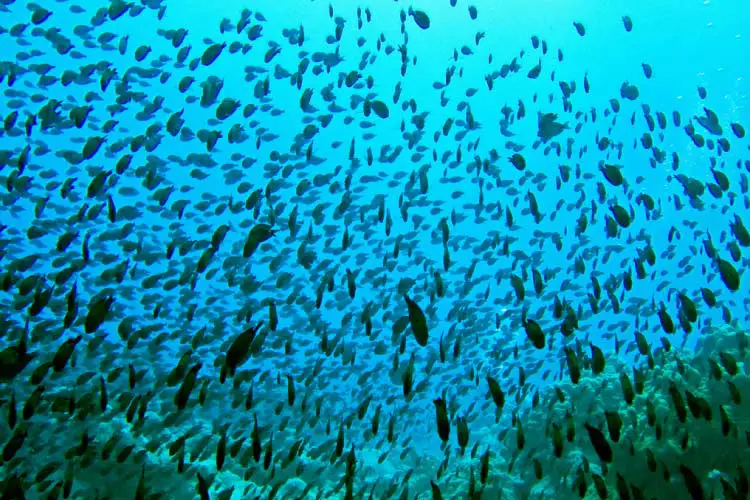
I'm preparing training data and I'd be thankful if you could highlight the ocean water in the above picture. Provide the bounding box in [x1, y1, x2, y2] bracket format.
[0, 0, 749, 499]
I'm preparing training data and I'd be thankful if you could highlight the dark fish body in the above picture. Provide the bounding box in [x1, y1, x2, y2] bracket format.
[404, 295, 428, 346]
[433, 398, 450, 442]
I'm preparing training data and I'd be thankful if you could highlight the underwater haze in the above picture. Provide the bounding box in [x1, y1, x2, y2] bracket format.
[0, 0, 749, 498]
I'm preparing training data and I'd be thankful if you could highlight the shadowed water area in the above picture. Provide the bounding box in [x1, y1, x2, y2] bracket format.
[0, 0, 749, 499]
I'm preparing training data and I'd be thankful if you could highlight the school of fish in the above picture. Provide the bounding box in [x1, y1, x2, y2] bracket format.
[0, 0, 749, 499]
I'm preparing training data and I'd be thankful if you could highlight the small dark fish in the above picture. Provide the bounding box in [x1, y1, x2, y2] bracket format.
[584, 423, 613, 463]
[679, 464, 705, 500]
[622, 15, 633, 32]
[716, 258, 740, 291]
[486, 376, 505, 410]
[429, 480, 444, 500]
[433, 398, 450, 442]
[404, 294, 428, 346]
[84, 296, 115, 334]
[409, 8, 430, 29]
[243, 224, 276, 259]
[522, 310, 545, 349]
[196, 472, 210, 500]
[174, 362, 202, 410]
[509, 153, 525, 170]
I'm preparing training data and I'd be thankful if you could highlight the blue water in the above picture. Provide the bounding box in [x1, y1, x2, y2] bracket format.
[1, 0, 749, 498]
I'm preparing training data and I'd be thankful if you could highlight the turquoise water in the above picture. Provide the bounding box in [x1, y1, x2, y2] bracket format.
[0, 0, 749, 498]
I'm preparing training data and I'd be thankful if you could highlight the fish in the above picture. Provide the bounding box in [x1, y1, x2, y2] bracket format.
[408, 8, 430, 30]
[0, 2, 745, 499]
[433, 398, 450, 443]
[584, 423, 613, 463]
[404, 294, 428, 346]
